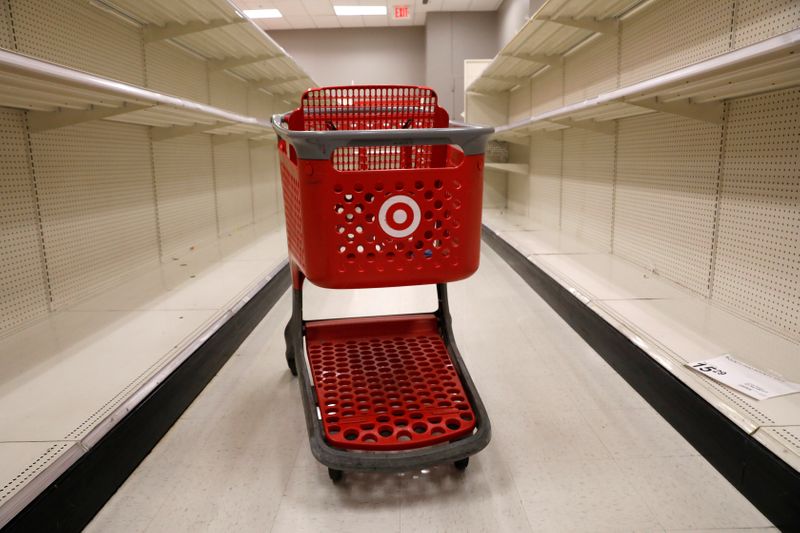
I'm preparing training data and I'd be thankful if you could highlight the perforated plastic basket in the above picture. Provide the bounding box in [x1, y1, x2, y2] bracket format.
[273, 85, 493, 289]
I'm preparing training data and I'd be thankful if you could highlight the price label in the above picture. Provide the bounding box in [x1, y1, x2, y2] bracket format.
[686, 354, 800, 401]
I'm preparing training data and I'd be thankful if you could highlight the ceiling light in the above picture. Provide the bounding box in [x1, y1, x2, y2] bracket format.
[334, 5, 388, 16]
[242, 8, 282, 19]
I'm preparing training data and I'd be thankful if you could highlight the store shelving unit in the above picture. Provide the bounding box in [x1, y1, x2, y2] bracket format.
[467, 1, 800, 521]
[0, 48, 274, 138]
[469, 0, 645, 95]
[495, 30, 799, 136]
[0, 0, 317, 526]
[96, 0, 313, 99]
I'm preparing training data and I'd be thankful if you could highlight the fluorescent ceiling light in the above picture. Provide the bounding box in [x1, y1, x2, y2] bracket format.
[242, 8, 282, 19]
[334, 5, 388, 16]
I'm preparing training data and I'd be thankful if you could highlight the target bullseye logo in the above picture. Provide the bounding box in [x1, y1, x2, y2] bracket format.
[378, 195, 421, 238]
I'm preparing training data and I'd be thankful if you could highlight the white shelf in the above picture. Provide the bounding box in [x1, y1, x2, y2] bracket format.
[0, 217, 288, 528]
[485, 162, 530, 175]
[495, 30, 800, 136]
[0, 48, 278, 138]
[97, 0, 314, 98]
[483, 209, 800, 473]
[468, 0, 644, 94]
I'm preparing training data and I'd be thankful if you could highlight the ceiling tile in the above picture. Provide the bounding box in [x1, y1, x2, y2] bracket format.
[312, 14, 342, 27]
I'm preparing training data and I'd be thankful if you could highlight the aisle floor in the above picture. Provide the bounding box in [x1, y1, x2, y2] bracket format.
[86, 245, 774, 533]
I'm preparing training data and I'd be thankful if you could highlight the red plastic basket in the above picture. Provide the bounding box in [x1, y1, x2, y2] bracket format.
[275, 85, 488, 289]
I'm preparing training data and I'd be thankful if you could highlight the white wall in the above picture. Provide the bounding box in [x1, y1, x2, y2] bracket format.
[425, 12, 498, 119]
[269, 27, 425, 87]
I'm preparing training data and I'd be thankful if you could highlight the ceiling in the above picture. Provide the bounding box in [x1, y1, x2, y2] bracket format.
[231, 0, 504, 30]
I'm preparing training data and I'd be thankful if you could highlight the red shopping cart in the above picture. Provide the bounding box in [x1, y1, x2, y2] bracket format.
[273, 85, 492, 482]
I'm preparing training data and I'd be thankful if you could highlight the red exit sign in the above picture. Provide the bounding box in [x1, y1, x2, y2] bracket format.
[393, 5, 410, 19]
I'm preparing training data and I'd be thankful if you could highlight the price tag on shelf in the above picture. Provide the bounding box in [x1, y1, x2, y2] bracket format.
[686, 354, 800, 401]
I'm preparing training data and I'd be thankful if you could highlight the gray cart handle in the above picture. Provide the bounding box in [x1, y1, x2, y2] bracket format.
[272, 113, 494, 160]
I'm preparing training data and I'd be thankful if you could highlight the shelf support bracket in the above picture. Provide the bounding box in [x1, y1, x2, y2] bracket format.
[505, 53, 562, 67]
[208, 54, 278, 71]
[210, 133, 266, 146]
[250, 76, 305, 91]
[151, 122, 230, 142]
[540, 17, 619, 35]
[624, 98, 725, 124]
[143, 19, 246, 43]
[248, 138, 274, 149]
[28, 103, 152, 133]
[552, 118, 616, 135]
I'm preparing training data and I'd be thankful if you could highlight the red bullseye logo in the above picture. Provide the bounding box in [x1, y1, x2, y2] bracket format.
[378, 195, 421, 238]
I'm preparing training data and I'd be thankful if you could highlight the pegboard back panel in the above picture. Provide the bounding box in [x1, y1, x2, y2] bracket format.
[246, 87, 274, 122]
[733, 0, 800, 49]
[250, 143, 278, 221]
[145, 41, 209, 104]
[531, 66, 564, 116]
[620, 0, 734, 87]
[529, 132, 562, 228]
[30, 121, 159, 309]
[213, 139, 253, 234]
[614, 113, 722, 296]
[508, 81, 532, 124]
[713, 88, 800, 341]
[0, 0, 14, 50]
[0, 108, 49, 337]
[506, 142, 531, 216]
[564, 34, 618, 106]
[561, 128, 615, 251]
[209, 71, 248, 115]
[10, 0, 145, 86]
[152, 134, 218, 258]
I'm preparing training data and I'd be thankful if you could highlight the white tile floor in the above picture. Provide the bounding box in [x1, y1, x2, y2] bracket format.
[86, 245, 775, 532]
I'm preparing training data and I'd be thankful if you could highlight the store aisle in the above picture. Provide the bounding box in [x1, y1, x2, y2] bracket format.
[86, 245, 773, 533]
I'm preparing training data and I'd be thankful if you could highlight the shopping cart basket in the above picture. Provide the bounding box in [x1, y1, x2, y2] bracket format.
[273, 85, 493, 482]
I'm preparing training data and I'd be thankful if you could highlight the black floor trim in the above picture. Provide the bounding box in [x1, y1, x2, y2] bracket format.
[3, 264, 291, 533]
[482, 225, 800, 531]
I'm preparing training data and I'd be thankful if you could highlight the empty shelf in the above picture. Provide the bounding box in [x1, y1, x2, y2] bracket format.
[0, 217, 288, 528]
[483, 209, 800, 473]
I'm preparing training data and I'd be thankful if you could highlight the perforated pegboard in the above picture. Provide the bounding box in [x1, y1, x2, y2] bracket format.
[529, 132, 562, 228]
[213, 139, 254, 234]
[508, 81, 532, 124]
[614, 113, 723, 296]
[30, 121, 159, 309]
[531, 66, 563, 116]
[564, 34, 618, 106]
[249, 143, 278, 221]
[10, 0, 145, 86]
[0, 108, 49, 337]
[712, 88, 800, 341]
[145, 41, 209, 104]
[561, 128, 615, 251]
[246, 87, 274, 122]
[733, 0, 800, 49]
[209, 71, 248, 115]
[0, 0, 15, 51]
[620, 0, 734, 87]
[151, 133, 217, 258]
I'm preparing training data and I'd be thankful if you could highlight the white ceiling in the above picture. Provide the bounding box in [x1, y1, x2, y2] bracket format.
[232, 0, 504, 30]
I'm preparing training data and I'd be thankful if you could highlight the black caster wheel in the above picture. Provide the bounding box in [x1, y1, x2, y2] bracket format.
[286, 351, 297, 376]
[454, 457, 469, 471]
[328, 468, 343, 483]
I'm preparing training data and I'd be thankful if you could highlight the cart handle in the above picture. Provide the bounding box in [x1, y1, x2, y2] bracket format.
[272, 113, 494, 160]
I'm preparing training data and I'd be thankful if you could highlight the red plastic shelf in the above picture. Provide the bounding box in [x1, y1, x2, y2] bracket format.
[305, 314, 477, 451]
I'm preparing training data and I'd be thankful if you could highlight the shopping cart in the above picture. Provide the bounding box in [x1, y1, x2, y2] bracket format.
[273, 85, 493, 482]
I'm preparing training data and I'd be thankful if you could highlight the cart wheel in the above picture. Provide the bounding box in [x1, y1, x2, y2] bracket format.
[328, 468, 343, 483]
[454, 457, 469, 471]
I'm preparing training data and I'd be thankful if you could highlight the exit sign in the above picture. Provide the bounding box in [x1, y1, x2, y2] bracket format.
[393, 5, 410, 19]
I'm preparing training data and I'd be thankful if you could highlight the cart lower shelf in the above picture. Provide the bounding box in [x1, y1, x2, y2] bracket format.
[305, 314, 477, 451]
